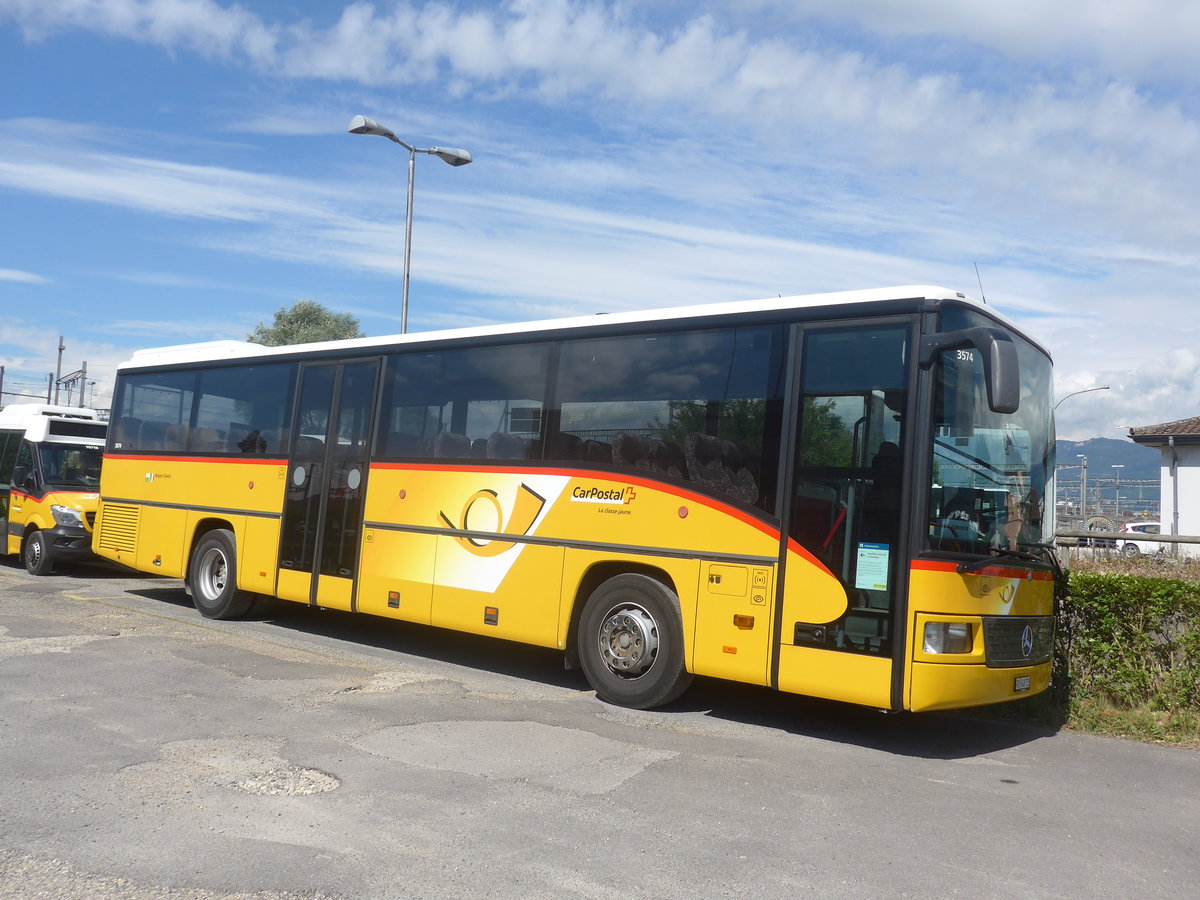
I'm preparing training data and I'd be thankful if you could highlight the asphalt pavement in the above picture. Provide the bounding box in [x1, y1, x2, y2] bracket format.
[1, 556, 1197, 899]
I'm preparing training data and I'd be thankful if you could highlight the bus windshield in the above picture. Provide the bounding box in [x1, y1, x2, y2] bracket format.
[38, 443, 104, 488]
[927, 320, 1055, 557]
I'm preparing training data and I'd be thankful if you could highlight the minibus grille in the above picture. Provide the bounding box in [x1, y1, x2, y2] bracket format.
[97, 504, 140, 554]
[982, 616, 1055, 667]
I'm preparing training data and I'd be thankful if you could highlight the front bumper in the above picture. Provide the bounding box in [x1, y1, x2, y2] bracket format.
[42, 524, 95, 562]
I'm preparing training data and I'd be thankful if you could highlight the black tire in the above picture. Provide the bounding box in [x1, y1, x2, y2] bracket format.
[22, 530, 54, 576]
[189, 529, 255, 619]
[578, 573, 693, 709]
[1121, 543, 1139, 558]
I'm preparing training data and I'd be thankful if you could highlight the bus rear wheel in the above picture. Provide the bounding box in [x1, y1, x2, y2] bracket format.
[23, 530, 53, 576]
[578, 573, 692, 709]
[189, 529, 255, 620]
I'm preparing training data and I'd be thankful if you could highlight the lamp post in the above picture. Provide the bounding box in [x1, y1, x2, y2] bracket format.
[1054, 384, 1110, 409]
[1111, 464, 1124, 518]
[1077, 454, 1088, 518]
[348, 115, 473, 334]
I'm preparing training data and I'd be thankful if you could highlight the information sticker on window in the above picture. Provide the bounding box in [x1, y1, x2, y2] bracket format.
[855, 542, 890, 591]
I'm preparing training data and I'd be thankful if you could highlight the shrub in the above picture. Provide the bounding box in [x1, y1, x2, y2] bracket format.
[1063, 570, 1200, 711]
[986, 562, 1200, 744]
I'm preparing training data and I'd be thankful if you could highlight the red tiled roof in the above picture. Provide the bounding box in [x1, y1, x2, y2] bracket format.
[1129, 416, 1200, 441]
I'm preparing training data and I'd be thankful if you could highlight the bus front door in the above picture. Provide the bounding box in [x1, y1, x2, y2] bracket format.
[774, 323, 911, 709]
[277, 359, 380, 611]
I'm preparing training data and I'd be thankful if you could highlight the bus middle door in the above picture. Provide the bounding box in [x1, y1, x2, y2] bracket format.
[277, 359, 380, 611]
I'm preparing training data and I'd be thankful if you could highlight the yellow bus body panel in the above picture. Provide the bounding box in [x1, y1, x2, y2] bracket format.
[692, 560, 775, 686]
[94, 455, 287, 586]
[358, 527, 436, 623]
[776, 644, 893, 708]
[366, 464, 777, 671]
[905, 562, 1055, 711]
[6, 489, 99, 555]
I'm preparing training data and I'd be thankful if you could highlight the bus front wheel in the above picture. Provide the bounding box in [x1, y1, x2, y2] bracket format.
[189, 529, 255, 620]
[578, 574, 693, 709]
[23, 530, 53, 576]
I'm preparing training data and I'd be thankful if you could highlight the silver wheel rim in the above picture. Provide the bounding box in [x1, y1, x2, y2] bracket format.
[597, 602, 660, 680]
[198, 546, 228, 600]
[25, 536, 42, 569]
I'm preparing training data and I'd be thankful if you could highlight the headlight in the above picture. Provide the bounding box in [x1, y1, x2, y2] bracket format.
[923, 622, 973, 654]
[51, 505, 84, 528]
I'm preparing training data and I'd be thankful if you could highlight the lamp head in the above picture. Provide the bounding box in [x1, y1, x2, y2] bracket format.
[429, 147, 473, 167]
[348, 115, 401, 143]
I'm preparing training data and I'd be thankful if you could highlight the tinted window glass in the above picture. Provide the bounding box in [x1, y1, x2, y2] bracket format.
[377, 344, 549, 461]
[788, 323, 910, 657]
[111, 371, 196, 452]
[38, 443, 103, 488]
[551, 325, 786, 512]
[927, 307, 1055, 554]
[112, 364, 295, 454]
[0, 432, 18, 484]
[195, 363, 295, 454]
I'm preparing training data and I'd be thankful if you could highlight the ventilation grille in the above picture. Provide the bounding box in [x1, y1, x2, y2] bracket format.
[97, 503, 140, 554]
[983, 616, 1055, 668]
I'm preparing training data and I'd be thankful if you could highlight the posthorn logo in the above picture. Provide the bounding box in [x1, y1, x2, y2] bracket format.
[439, 483, 546, 557]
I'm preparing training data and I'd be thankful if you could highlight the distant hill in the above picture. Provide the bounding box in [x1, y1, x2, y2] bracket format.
[1055, 437, 1160, 483]
[1055, 436, 1161, 520]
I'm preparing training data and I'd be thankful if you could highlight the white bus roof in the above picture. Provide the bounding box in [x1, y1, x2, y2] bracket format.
[119, 285, 1014, 370]
[0, 403, 107, 444]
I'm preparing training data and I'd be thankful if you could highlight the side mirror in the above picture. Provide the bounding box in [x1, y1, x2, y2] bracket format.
[12, 466, 30, 490]
[920, 326, 1020, 414]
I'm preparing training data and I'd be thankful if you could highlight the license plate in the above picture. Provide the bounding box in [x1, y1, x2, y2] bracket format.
[1013, 675, 1032, 692]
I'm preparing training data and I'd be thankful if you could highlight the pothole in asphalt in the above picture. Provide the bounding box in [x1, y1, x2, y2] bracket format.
[119, 738, 342, 798]
[232, 766, 341, 796]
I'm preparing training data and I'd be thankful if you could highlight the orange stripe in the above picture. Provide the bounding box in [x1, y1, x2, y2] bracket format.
[104, 453, 286, 466]
[911, 559, 1053, 580]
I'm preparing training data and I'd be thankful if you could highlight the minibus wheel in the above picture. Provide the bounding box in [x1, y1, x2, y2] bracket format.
[189, 529, 255, 619]
[578, 573, 692, 709]
[22, 530, 53, 576]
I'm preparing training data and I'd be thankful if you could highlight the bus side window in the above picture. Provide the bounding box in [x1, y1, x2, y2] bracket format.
[112, 417, 142, 450]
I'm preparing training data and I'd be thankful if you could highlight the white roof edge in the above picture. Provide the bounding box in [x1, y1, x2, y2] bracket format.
[118, 285, 1000, 370]
[0, 402, 103, 422]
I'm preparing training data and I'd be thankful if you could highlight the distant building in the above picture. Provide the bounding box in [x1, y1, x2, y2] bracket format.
[1128, 416, 1200, 547]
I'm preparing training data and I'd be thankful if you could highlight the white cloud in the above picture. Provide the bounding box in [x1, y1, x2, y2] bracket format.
[725, 0, 1200, 83]
[0, 268, 49, 284]
[0, 320, 125, 409]
[0, 0, 279, 62]
[0, 126, 348, 224]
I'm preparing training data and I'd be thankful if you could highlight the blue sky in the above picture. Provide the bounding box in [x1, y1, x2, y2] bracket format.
[2, 0, 1198, 440]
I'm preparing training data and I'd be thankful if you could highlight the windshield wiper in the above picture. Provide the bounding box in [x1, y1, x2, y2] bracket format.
[1022, 540, 1065, 585]
[955, 547, 1045, 574]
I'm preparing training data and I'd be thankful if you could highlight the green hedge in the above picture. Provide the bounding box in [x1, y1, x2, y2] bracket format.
[1058, 570, 1200, 715]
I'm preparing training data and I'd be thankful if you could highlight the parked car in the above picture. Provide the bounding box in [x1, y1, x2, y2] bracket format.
[1120, 521, 1162, 557]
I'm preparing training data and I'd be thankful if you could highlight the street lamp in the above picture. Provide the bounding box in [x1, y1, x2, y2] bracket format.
[1054, 385, 1110, 409]
[1078, 454, 1088, 518]
[348, 115, 473, 334]
[1111, 464, 1124, 518]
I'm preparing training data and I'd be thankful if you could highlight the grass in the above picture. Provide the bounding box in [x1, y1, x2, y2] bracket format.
[1068, 698, 1200, 748]
[1060, 549, 1200, 583]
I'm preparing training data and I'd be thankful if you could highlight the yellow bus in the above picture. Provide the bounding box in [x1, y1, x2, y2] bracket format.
[94, 286, 1057, 712]
[1, 403, 106, 574]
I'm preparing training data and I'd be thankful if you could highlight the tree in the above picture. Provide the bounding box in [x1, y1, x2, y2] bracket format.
[248, 300, 364, 346]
